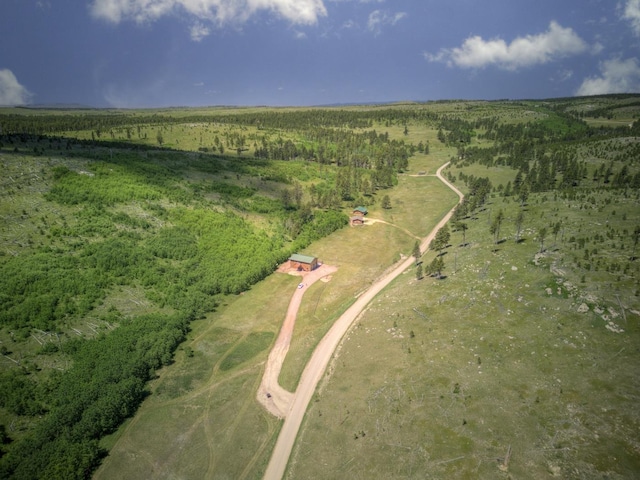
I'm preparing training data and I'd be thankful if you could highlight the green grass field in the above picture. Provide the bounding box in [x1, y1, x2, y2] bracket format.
[94, 272, 295, 479]
[279, 150, 460, 390]
[89, 127, 461, 478]
[288, 188, 640, 479]
[91, 101, 639, 479]
[1, 97, 639, 479]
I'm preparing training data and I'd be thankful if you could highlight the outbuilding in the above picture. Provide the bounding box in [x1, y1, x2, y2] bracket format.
[352, 206, 368, 216]
[350, 215, 365, 226]
[289, 253, 318, 272]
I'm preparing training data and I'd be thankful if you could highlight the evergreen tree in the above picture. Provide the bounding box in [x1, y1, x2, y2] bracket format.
[427, 256, 445, 279]
[455, 221, 468, 246]
[552, 221, 562, 245]
[489, 209, 504, 244]
[503, 181, 512, 197]
[632, 226, 640, 261]
[538, 227, 548, 253]
[518, 184, 529, 206]
[412, 241, 421, 262]
[515, 210, 525, 243]
[430, 225, 450, 254]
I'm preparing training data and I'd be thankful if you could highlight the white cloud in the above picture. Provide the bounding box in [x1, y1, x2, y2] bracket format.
[554, 68, 574, 82]
[425, 21, 588, 71]
[367, 9, 406, 35]
[0, 69, 32, 105]
[341, 19, 357, 29]
[622, 0, 640, 36]
[90, 0, 327, 28]
[190, 22, 210, 41]
[576, 57, 640, 95]
[591, 41, 605, 55]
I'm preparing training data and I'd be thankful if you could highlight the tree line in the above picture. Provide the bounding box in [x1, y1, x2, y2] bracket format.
[0, 312, 189, 479]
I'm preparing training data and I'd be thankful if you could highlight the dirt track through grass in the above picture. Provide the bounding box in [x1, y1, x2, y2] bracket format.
[93, 152, 460, 480]
[257, 264, 338, 419]
[263, 162, 463, 480]
[286, 182, 640, 479]
[94, 273, 296, 479]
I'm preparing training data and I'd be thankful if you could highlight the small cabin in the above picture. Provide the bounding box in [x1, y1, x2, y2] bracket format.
[289, 253, 318, 272]
[352, 206, 368, 216]
[350, 215, 365, 226]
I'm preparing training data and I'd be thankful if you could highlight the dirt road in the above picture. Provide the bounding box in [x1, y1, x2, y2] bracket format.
[262, 162, 463, 480]
[257, 263, 337, 418]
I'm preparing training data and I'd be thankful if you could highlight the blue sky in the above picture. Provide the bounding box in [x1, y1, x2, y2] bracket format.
[1, 0, 640, 107]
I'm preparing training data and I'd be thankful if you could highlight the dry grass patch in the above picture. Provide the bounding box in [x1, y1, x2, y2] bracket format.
[278, 146, 460, 392]
[448, 163, 517, 192]
[373, 176, 458, 238]
[278, 222, 411, 391]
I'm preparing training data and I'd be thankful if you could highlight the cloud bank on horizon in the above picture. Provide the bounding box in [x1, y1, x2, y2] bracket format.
[1, 0, 640, 106]
[577, 57, 640, 96]
[0, 69, 31, 106]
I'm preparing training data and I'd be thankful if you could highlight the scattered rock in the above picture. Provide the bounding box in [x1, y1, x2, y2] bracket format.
[605, 322, 624, 333]
[584, 294, 598, 303]
[548, 464, 562, 477]
[577, 303, 589, 313]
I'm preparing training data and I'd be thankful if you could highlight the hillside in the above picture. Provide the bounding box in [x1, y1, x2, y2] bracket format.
[0, 96, 639, 479]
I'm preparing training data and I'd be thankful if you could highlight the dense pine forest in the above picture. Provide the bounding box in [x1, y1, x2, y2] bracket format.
[0, 95, 639, 478]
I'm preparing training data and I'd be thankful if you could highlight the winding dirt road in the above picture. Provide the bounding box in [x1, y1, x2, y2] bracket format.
[262, 162, 463, 480]
[257, 263, 337, 418]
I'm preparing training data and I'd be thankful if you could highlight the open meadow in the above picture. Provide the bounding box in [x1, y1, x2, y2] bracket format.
[0, 96, 639, 479]
[94, 139, 460, 479]
[285, 99, 640, 479]
[289, 189, 640, 479]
